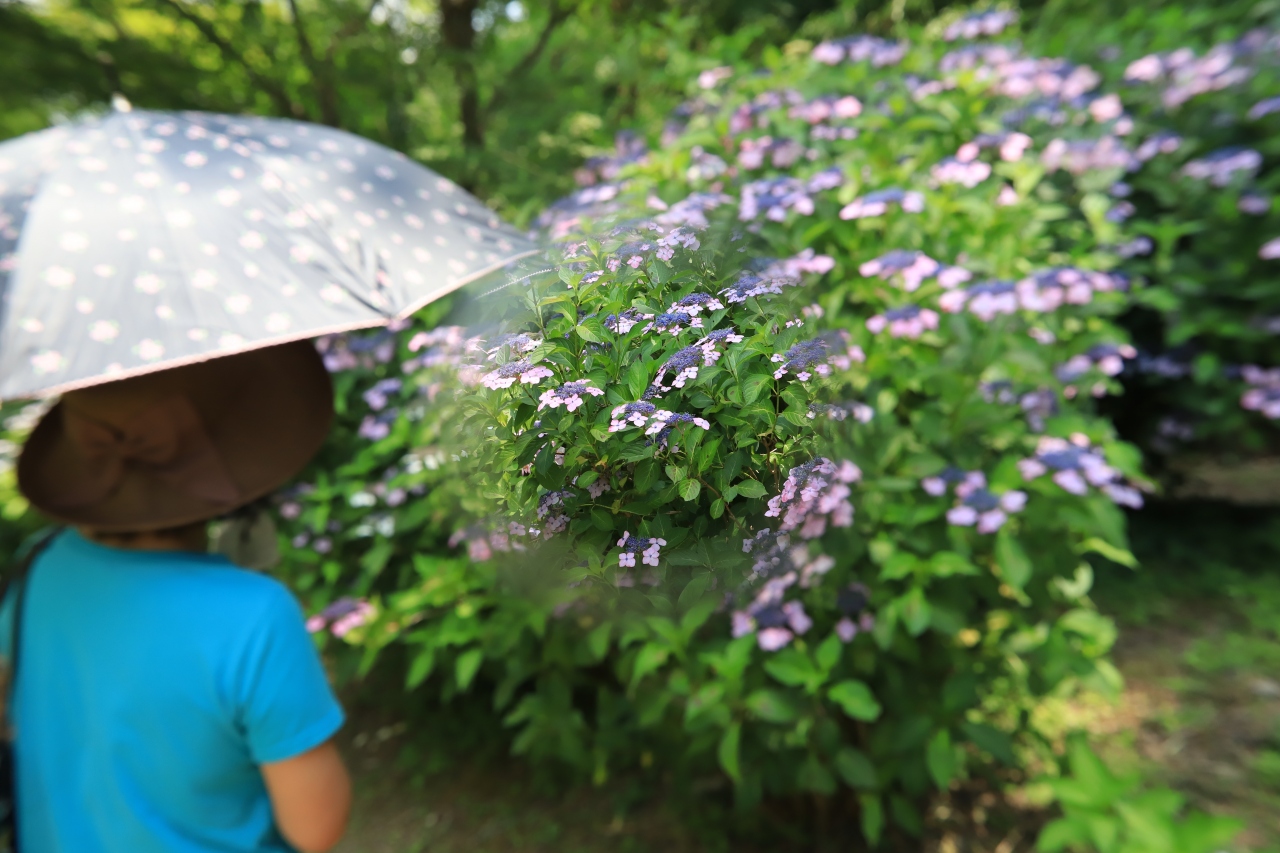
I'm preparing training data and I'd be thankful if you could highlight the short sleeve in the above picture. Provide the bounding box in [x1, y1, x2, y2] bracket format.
[236, 583, 345, 765]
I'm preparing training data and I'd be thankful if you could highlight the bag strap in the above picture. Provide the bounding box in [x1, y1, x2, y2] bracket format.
[1, 528, 62, 743]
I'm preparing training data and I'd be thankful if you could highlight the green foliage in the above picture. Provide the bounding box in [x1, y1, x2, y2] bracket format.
[1036, 735, 1244, 853]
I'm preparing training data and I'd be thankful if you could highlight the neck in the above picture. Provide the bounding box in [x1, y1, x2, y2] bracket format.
[78, 525, 209, 553]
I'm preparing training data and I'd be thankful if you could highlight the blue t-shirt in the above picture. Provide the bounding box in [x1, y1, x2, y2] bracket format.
[0, 529, 345, 853]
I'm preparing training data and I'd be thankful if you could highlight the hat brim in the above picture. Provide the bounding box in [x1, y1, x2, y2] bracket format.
[17, 341, 334, 532]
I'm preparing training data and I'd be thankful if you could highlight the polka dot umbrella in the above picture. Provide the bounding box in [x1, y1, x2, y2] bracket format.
[0, 100, 542, 401]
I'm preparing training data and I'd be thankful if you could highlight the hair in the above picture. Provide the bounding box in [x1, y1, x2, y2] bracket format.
[81, 520, 210, 550]
[78, 496, 275, 551]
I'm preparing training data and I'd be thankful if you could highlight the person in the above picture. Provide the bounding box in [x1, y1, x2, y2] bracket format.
[2, 341, 352, 853]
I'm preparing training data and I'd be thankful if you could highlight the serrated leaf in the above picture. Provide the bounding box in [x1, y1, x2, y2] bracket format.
[735, 479, 768, 499]
[678, 479, 701, 501]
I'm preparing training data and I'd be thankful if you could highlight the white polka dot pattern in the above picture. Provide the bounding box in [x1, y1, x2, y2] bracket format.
[0, 110, 539, 399]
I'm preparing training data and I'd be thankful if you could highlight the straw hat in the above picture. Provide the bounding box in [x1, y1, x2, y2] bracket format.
[17, 341, 333, 532]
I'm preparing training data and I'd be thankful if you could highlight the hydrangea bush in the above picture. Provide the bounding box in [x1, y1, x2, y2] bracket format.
[269, 9, 1260, 842]
[1016, 4, 1280, 461]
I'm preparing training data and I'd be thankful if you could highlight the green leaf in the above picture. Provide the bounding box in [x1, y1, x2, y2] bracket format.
[744, 688, 800, 724]
[405, 647, 436, 690]
[629, 643, 670, 690]
[590, 507, 615, 531]
[763, 648, 824, 692]
[741, 373, 772, 405]
[797, 755, 837, 795]
[815, 632, 842, 673]
[454, 648, 484, 691]
[735, 479, 768, 499]
[926, 729, 959, 790]
[828, 680, 882, 721]
[678, 479, 702, 501]
[585, 623, 612, 663]
[995, 528, 1033, 590]
[1079, 537, 1138, 568]
[665, 464, 686, 482]
[834, 747, 878, 790]
[859, 793, 884, 845]
[1037, 817, 1092, 853]
[627, 360, 650, 399]
[718, 722, 742, 782]
[901, 587, 931, 636]
[958, 721, 1016, 765]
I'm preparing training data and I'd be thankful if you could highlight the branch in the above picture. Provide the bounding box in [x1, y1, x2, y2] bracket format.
[152, 0, 306, 119]
[286, 0, 339, 126]
[485, 0, 576, 115]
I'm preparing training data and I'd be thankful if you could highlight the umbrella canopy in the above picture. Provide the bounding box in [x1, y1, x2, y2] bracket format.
[0, 104, 541, 401]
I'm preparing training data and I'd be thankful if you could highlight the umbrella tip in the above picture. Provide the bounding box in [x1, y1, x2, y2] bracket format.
[111, 93, 133, 113]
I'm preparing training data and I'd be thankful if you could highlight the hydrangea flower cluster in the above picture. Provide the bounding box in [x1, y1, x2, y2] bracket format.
[834, 583, 876, 643]
[731, 570, 815, 651]
[839, 188, 925, 220]
[859, 250, 971, 292]
[537, 490, 574, 536]
[480, 359, 554, 390]
[616, 532, 666, 568]
[865, 305, 941, 339]
[770, 333, 864, 381]
[721, 270, 796, 303]
[939, 280, 1018, 320]
[764, 457, 860, 540]
[808, 401, 875, 423]
[942, 9, 1017, 41]
[538, 381, 604, 412]
[739, 169, 844, 221]
[812, 35, 908, 67]
[1240, 365, 1280, 419]
[1019, 435, 1144, 507]
[922, 468, 1028, 534]
[1181, 147, 1263, 187]
[306, 597, 375, 638]
[1057, 344, 1138, 397]
[1124, 39, 1263, 108]
[651, 328, 744, 394]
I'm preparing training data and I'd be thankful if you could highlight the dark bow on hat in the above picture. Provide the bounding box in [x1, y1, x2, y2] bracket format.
[47, 396, 242, 511]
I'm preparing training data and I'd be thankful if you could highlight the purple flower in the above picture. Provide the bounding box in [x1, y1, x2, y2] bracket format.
[865, 305, 940, 339]
[1181, 147, 1262, 187]
[836, 618, 858, 642]
[538, 381, 605, 412]
[840, 189, 924, 220]
[1249, 97, 1280, 120]
[757, 627, 794, 651]
[764, 458, 858, 539]
[480, 360, 554, 390]
[617, 531, 667, 568]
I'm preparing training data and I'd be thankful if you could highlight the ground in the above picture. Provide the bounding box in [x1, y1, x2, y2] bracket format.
[333, 502, 1280, 853]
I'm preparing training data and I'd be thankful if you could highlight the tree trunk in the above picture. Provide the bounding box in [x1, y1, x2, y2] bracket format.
[440, 0, 483, 148]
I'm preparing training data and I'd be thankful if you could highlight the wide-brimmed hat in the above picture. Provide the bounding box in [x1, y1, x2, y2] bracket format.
[17, 341, 333, 532]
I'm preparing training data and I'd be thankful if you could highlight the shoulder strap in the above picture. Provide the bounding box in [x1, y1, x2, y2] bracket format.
[1, 528, 62, 742]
